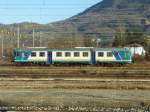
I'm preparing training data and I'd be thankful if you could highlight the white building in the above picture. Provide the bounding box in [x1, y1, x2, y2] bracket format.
[125, 44, 146, 56]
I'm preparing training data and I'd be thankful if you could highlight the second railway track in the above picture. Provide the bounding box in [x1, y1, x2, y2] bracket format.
[0, 64, 149, 78]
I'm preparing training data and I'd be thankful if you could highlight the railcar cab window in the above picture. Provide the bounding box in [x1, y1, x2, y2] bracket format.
[15, 52, 19, 57]
[65, 52, 71, 57]
[40, 52, 45, 57]
[114, 51, 118, 56]
[98, 52, 104, 57]
[56, 52, 62, 57]
[83, 52, 89, 57]
[31, 52, 36, 57]
[22, 53, 27, 57]
[107, 52, 113, 57]
[74, 52, 80, 57]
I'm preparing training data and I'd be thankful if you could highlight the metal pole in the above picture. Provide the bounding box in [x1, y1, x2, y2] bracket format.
[97, 39, 99, 47]
[2, 37, 3, 57]
[17, 25, 20, 48]
[33, 29, 35, 47]
[1, 36, 4, 58]
[40, 31, 42, 47]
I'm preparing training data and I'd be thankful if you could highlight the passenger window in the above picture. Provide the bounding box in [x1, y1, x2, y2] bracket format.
[31, 52, 36, 57]
[65, 52, 71, 57]
[40, 52, 45, 57]
[107, 52, 113, 57]
[98, 52, 104, 57]
[56, 52, 62, 57]
[83, 52, 89, 57]
[74, 52, 80, 57]
[15, 52, 19, 57]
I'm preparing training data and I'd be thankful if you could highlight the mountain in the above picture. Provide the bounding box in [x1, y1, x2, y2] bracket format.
[65, 0, 150, 45]
[48, 0, 150, 46]
[1, 0, 150, 48]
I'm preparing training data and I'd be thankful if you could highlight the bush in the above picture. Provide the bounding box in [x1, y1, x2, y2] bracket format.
[133, 55, 146, 62]
[145, 53, 150, 61]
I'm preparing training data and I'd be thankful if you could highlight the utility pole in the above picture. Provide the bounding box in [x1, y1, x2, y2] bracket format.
[0, 30, 4, 58]
[0, 36, 4, 58]
[97, 38, 101, 47]
[40, 31, 42, 47]
[33, 29, 35, 47]
[1, 37, 3, 58]
[17, 25, 20, 48]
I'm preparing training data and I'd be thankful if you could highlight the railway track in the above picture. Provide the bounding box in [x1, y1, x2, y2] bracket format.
[0, 65, 149, 70]
[0, 63, 149, 79]
[0, 63, 150, 68]
[0, 66, 149, 79]
[0, 77, 150, 90]
[0, 77, 150, 82]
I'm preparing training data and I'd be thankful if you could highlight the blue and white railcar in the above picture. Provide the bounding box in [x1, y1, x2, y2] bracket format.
[13, 47, 52, 64]
[52, 48, 92, 64]
[13, 47, 132, 65]
[93, 48, 132, 64]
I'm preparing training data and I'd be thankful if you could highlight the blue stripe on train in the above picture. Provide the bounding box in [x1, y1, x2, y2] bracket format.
[119, 51, 125, 59]
[47, 51, 52, 64]
[91, 50, 96, 64]
[112, 50, 126, 61]
[112, 50, 121, 61]
[22, 50, 32, 61]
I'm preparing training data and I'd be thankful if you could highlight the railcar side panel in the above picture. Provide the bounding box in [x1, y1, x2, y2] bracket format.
[52, 49, 91, 64]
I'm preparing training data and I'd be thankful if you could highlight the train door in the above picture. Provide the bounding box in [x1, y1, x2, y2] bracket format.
[91, 50, 96, 65]
[47, 51, 52, 64]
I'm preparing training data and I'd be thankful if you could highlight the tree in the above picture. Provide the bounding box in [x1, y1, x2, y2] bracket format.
[113, 29, 148, 48]
[125, 30, 147, 47]
[112, 29, 126, 47]
[85, 37, 95, 47]
[145, 41, 150, 61]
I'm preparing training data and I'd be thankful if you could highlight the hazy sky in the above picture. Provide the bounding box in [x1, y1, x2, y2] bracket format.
[0, 0, 102, 24]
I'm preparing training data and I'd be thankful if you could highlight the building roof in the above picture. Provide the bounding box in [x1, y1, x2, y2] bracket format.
[126, 43, 143, 47]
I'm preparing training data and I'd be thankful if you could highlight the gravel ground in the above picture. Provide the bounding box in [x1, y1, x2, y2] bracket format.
[0, 89, 149, 111]
[0, 63, 149, 111]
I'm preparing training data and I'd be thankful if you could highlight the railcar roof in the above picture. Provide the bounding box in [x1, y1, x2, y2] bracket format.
[52, 48, 92, 51]
[93, 48, 126, 51]
[14, 48, 50, 51]
[14, 47, 129, 51]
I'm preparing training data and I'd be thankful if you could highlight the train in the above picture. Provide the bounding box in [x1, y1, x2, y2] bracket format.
[13, 47, 132, 65]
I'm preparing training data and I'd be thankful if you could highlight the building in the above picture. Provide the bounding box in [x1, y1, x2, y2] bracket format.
[125, 44, 146, 56]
